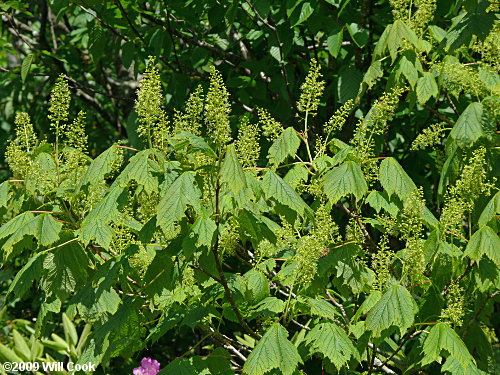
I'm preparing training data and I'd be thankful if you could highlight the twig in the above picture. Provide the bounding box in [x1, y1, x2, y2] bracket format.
[462, 290, 499, 338]
[291, 319, 311, 331]
[213, 179, 259, 339]
[42, 238, 79, 253]
[114, 0, 146, 44]
[423, 104, 454, 127]
[442, 259, 473, 296]
[325, 289, 351, 326]
[337, 202, 377, 252]
[380, 330, 422, 368]
[78, 6, 130, 42]
[243, 0, 295, 109]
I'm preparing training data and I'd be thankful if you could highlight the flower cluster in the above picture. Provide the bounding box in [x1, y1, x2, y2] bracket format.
[389, 0, 436, 36]
[205, 67, 232, 147]
[411, 122, 446, 150]
[324, 99, 354, 135]
[257, 107, 283, 142]
[173, 84, 204, 135]
[235, 116, 260, 168]
[135, 57, 169, 148]
[66, 110, 88, 153]
[219, 219, 240, 256]
[5, 112, 37, 177]
[295, 205, 338, 283]
[440, 147, 494, 232]
[372, 235, 394, 292]
[431, 60, 487, 99]
[442, 281, 465, 327]
[133, 357, 160, 375]
[48, 74, 71, 134]
[297, 58, 325, 118]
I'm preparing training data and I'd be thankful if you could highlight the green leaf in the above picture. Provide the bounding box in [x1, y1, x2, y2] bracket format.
[397, 51, 419, 88]
[449, 102, 492, 147]
[169, 131, 217, 158]
[478, 68, 500, 90]
[417, 72, 439, 104]
[308, 298, 341, 320]
[243, 324, 302, 375]
[346, 23, 369, 48]
[0, 212, 37, 260]
[379, 157, 417, 200]
[251, 297, 286, 316]
[159, 348, 234, 375]
[322, 244, 374, 294]
[0, 342, 23, 363]
[327, 28, 344, 57]
[267, 127, 300, 166]
[322, 161, 368, 203]
[464, 226, 500, 265]
[41, 238, 89, 299]
[422, 322, 474, 368]
[387, 20, 419, 62]
[12, 329, 31, 361]
[362, 60, 383, 89]
[352, 291, 382, 322]
[7, 252, 44, 299]
[304, 322, 358, 370]
[37, 214, 62, 247]
[78, 187, 124, 248]
[157, 172, 201, 233]
[62, 313, 78, 347]
[78, 297, 144, 368]
[261, 170, 311, 218]
[338, 67, 363, 103]
[221, 144, 247, 195]
[113, 149, 161, 195]
[478, 191, 500, 228]
[76, 146, 121, 193]
[428, 25, 447, 43]
[441, 6, 495, 53]
[191, 216, 217, 248]
[365, 284, 417, 337]
[21, 53, 34, 82]
[0, 181, 9, 208]
[292, 2, 314, 27]
[244, 269, 269, 304]
[121, 41, 135, 69]
[270, 45, 282, 62]
[366, 191, 400, 216]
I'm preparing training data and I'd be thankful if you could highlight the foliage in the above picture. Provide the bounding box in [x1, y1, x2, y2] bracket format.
[0, 1, 499, 374]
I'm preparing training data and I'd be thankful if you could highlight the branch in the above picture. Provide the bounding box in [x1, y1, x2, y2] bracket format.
[325, 289, 351, 326]
[213, 179, 259, 340]
[114, 0, 146, 44]
[423, 103, 454, 127]
[462, 290, 499, 338]
[337, 202, 377, 252]
[380, 330, 422, 368]
[243, 1, 296, 109]
[442, 259, 473, 296]
[78, 6, 130, 42]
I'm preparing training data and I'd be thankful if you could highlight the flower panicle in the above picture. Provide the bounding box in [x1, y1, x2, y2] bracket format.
[66, 110, 88, 152]
[235, 115, 260, 167]
[205, 66, 232, 147]
[297, 58, 325, 117]
[257, 107, 283, 142]
[135, 57, 169, 148]
[48, 74, 71, 135]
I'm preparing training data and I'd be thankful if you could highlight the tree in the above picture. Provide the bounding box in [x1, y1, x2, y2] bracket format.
[0, 1, 498, 374]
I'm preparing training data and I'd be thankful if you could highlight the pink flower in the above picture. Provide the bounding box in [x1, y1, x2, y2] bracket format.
[133, 357, 161, 375]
